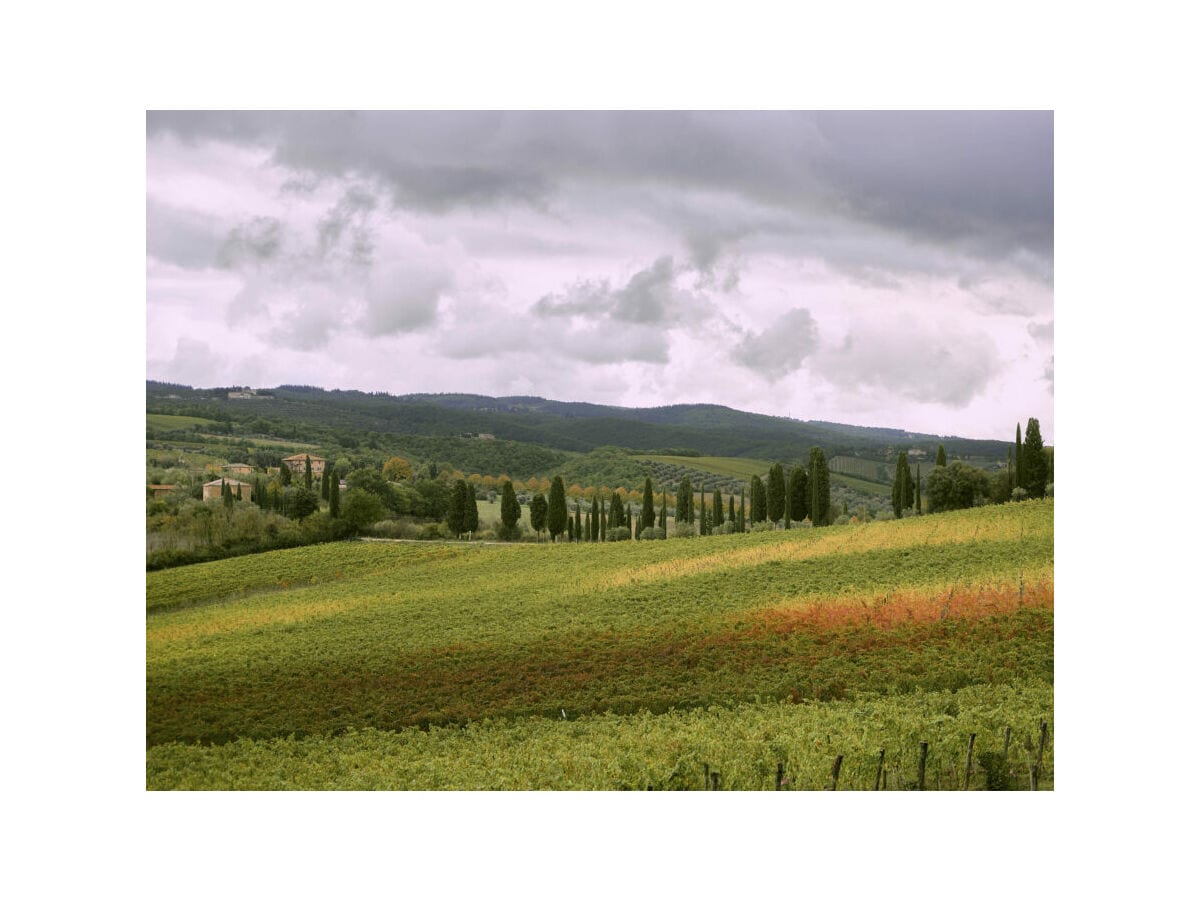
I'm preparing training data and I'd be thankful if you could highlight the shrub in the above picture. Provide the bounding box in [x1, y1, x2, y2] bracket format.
[1011, 487, 1029, 503]
[874, 509, 895, 521]
[673, 522, 695, 538]
[833, 514, 851, 526]
[1045, 482, 1053, 498]
[750, 522, 775, 533]
[606, 526, 631, 542]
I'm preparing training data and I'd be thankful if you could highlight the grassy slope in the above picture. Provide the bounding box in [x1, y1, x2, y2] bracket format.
[831, 472, 892, 496]
[146, 413, 218, 429]
[149, 502, 1052, 756]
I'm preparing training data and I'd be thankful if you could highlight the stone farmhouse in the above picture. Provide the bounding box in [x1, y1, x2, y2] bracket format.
[148, 484, 178, 499]
[202, 478, 252, 501]
[283, 454, 326, 476]
[221, 463, 254, 476]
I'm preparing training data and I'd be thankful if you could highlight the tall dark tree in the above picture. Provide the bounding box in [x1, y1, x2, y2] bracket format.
[1014, 423, 1025, 490]
[464, 482, 480, 536]
[586, 508, 593, 542]
[591, 499, 599, 541]
[892, 452, 910, 518]
[788, 466, 809, 524]
[749, 475, 767, 523]
[936, 444, 947, 467]
[712, 487, 724, 527]
[280, 463, 292, 486]
[808, 447, 831, 527]
[221, 478, 233, 509]
[530, 493, 548, 540]
[304, 455, 313, 490]
[914, 464, 921, 515]
[641, 478, 656, 532]
[599, 499, 607, 541]
[548, 476, 568, 541]
[766, 463, 786, 524]
[320, 469, 330, 501]
[447, 479, 470, 536]
[676, 477, 693, 527]
[500, 480, 521, 535]
[699, 486, 708, 535]
[1023, 418, 1048, 499]
[575, 504, 583, 542]
[660, 491, 667, 535]
[738, 489, 746, 532]
[329, 473, 340, 518]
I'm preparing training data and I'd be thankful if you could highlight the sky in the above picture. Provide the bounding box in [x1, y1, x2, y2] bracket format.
[146, 111, 1053, 442]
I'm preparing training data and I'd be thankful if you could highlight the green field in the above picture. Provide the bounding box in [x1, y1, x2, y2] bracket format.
[831, 472, 892, 496]
[147, 500, 1053, 789]
[636, 454, 772, 480]
[147, 412, 219, 430]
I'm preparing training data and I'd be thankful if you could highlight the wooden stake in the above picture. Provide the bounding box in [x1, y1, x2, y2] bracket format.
[829, 755, 843, 791]
[874, 749, 885, 791]
[917, 741, 929, 791]
[964, 733, 977, 790]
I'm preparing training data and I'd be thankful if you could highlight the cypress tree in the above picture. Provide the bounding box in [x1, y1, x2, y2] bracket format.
[936, 444, 947, 467]
[892, 452, 909, 518]
[914, 464, 921, 515]
[500, 480, 521, 535]
[642, 478, 656, 531]
[575, 504, 583, 542]
[660, 491, 667, 536]
[749, 475, 766, 523]
[808, 447, 830, 527]
[599, 499, 607, 541]
[280, 463, 292, 486]
[448, 479, 469, 536]
[728, 495, 736, 528]
[464, 482, 479, 537]
[903, 457, 914, 510]
[329, 472, 340, 518]
[591, 501, 599, 541]
[304, 455, 313, 490]
[548, 476, 568, 541]
[530, 493, 548, 541]
[1023, 418, 1048, 498]
[320, 469, 329, 501]
[676, 477, 692, 527]
[1014, 423, 1025, 490]
[699, 486, 707, 535]
[766, 463, 786, 524]
[738, 489, 746, 532]
[712, 487, 724, 527]
[788, 466, 808, 524]
[586, 509, 593, 542]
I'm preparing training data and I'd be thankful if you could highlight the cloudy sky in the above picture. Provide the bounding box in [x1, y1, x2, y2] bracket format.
[146, 111, 1052, 441]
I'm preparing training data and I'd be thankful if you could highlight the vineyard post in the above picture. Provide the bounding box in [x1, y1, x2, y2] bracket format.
[776, 762, 784, 791]
[964, 733, 977, 790]
[917, 742, 929, 790]
[874, 749, 885, 790]
[829, 755, 843, 791]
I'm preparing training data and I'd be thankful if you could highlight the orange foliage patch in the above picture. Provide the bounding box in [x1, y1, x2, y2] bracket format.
[748, 579, 1053, 635]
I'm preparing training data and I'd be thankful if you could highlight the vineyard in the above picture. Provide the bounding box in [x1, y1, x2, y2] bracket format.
[147, 499, 1053, 789]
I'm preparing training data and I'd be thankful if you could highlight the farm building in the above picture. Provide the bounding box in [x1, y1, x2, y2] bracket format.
[282, 453, 326, 476]
[202, 478, 252, 501]
[147, 484, 177, 499]
[221, 463, 254, 476]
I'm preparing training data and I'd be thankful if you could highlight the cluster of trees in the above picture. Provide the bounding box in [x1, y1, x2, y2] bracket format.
[893, 418, 1053, 516]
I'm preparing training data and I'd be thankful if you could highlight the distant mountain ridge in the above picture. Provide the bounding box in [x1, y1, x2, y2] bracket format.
[146, 382, 1013, 465]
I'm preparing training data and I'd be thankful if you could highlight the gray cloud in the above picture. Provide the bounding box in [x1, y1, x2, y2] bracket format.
[731, 308, 820, 380]
[362, 262, 450, 336]
[1028, 320, 1054, 344]
[217, 216, 284, 268]
[146, 199, 223, 269]
[532, 256, 708, 327]
[148, 111, 1052, 271]
[815, 325, 1000, 407]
